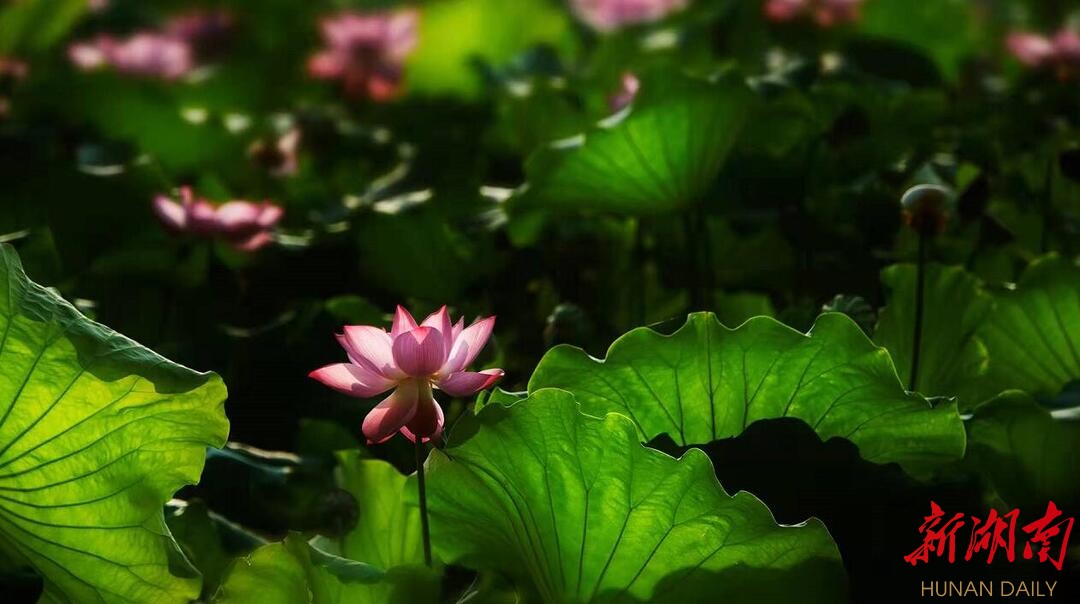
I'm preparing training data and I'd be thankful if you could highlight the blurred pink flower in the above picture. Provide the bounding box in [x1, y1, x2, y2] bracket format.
[608, 72, 640, 111]
[307, 9, 418, 101]
[69, 32, 194, 79]
[570, 0, 689, 32]
[310, 305, 503, 444]
[153, 187, 283, 251]
[1007, 28, 1080, 78]
[764, 0, 863, 27]
[68, 10, 233, 79]
[249, 128, 301, 177]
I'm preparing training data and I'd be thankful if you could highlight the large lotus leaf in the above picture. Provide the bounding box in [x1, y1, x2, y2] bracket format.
[857, 0, 980, 81]
[0, 244, 229, 602]
[308, 456, 437, 604]
[976, 255, 1080, 401]
[510, 72, 752, 216]
[426, 390, 845, 604]
[873, 263, 991, 407]
[213, 534, 434, 604]
[966, 392, 1080, 510]
[529, 313, 965, 471]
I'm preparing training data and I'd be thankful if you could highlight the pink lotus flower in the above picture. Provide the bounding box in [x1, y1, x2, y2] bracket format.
[68, 10, 232, 79]
[570, 0, 689, 32]
[307, 9, 418, 101]
[764, 0, 864, 27]
[310, 306, 503, 444]
[1007, 29, 1080, 78]
[153, 187, 283, 251]
[608, 72, 640, 112]
[69, 32, 194, 79]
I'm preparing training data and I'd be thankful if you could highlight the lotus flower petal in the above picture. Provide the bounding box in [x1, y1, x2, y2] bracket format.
[152, 195, 187, 231]
[392, 326, 447, 377]
[391, 305, 418, 338]
[362, 381, 419, 444]
[443, 316, 496, 374]
[340, 326, 401, 378]
[400, 386, 444, 443]
[436, 369, 504, 398]
[308, 363, 396, 398]
[421, 306, 454, 358]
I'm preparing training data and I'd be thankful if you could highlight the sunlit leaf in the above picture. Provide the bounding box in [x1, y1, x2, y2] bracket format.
[427, 390, 845, 603]
[212, 534, 434, 604]
[406, 0, 573, 97]
[873, 263, 991, 407]
[0, 244, 229, 602]
[510, 72, 752, 217]
[530, 313, 965, 472]
[977, 255, 1080, 401]
[308, 456, 438, 604]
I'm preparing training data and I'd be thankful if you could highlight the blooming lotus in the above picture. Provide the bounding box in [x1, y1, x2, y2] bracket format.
[153, 187, 283, 251]
[1007, 29, 1080, 79]
[764, 0, 864, 27]
[307, 10, 418, 101]
[310, 306, 503, 444]
[570, 0, 689, 32]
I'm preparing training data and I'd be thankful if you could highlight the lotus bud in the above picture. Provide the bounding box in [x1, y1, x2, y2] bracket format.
[901, 184, 952, 236]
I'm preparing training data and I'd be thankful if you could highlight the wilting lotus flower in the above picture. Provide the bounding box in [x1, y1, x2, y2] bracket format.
[1007, 29, 1080, 78]
[310, 306, 503, 444]
[764, 0, 864, 27]
[153, 187, 283, 251]
[307, 9, 418, 101]
[570, 0, 689, 32]
[69, 32, 194, 79]
[608, 72, 640, 112]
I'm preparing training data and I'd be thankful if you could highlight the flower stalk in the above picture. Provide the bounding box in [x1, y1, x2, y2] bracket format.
[415, 439, 432, 567]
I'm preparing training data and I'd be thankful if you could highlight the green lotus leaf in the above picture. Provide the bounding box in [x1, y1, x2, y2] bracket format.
[308, 456, 438, 604]
[966, 392, 1080, 510]
[213, 534, 436, 604]
[977, 254, 1080, 401]
[0, 244, 229, 602]
[530, 313, 965, 472]
[426, 390, 845, 604]
[510, 71, 752, 216]
[873, 263, 991, 407]
[857, 0, 980, 80]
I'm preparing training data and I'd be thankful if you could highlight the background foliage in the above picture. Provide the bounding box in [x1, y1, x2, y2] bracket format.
[0, 0, 1079, 602]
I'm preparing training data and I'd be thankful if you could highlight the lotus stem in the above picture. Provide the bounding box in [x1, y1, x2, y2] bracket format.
[908, 230, 928, 391]
[415, 439, 432, 567]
